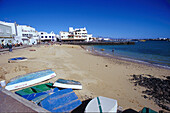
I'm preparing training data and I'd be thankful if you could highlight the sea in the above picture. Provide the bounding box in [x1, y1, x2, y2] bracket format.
[86, 41, 170, 69]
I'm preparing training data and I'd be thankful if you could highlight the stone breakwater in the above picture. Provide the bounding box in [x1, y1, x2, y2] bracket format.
[62, 41, 135, 45]
[129, 74, 170, 111]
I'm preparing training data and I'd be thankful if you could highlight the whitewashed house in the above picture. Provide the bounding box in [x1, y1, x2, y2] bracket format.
[60, 27, 92, 42]
[0, 21, 40, 45]
[17, 25, 39, 45]
[39, 31, 57, 42]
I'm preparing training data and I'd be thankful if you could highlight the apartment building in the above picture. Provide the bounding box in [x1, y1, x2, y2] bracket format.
[17, 25, 39, 45]
[60, 27, 92, 42]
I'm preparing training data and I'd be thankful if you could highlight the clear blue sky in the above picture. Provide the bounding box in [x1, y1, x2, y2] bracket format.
[0, 0, 170, 39]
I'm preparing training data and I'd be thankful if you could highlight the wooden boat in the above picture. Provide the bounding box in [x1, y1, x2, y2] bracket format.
[8, 57, 27, 63]
[15, 83, 59, 100]
[5, 69, 56, 91]
[85, 96, 117, 112]
[53, 79, 82, 90]
[39, 88, 82, 112]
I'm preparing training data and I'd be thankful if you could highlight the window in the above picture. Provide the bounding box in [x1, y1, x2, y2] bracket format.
[41, 36, 43, 38]
[45, 36, 47, 38]
[22, 34, 27, 37]
[49, 36, 51, 38]
[41, 33, 43, 35]
[52, 36, 54, 38]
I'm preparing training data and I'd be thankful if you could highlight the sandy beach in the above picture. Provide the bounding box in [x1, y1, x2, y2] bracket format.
[0, 44, 169, 112]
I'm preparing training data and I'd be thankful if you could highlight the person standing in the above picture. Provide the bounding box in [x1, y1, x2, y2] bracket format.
[9, 44, 12, 52]
[1, 40, 4, 48]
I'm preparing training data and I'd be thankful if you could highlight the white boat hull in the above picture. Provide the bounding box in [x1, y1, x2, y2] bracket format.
[53, 82, 82, 90]
[85, 96, 117, 112]
[5, 73, 56, 91]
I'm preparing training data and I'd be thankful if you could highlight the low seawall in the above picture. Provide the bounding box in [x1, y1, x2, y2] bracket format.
[62, 41, 135, 45]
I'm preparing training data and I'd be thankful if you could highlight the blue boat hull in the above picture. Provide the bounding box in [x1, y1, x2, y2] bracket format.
[19, 87, 59, 101]
[40, 88, 82, 112]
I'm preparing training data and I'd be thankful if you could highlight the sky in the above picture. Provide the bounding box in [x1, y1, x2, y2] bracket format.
[0, 0, 170, 39]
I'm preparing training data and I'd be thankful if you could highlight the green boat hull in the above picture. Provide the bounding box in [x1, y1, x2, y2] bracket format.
[15, 83, 55, 96]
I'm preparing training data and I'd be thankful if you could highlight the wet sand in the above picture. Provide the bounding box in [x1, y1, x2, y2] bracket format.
[0, 44, 169, 112]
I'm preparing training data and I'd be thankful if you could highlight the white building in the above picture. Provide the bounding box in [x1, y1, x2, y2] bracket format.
[60, 27, 92, 42]
[16, 25, 39, 45]
[39, 31, 57, 42]
[0, 21, 17, 37]
[0, 23, 14, 46]
[0, 21, 40, 45]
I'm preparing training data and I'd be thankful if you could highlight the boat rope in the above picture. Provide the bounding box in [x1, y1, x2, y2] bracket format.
[97, 97, 102, 113]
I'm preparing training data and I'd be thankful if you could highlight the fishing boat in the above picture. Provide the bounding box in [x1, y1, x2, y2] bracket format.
[8, 57, 28, 63]
[53, 79, 82, 90]
[15, 83, 59, 100]
[100, 49, 105, 51]
[5, 69, 56, 91]
[39, 88, 82, 112]
[140, 40, 146, 42]
[85, 96, 117, 112]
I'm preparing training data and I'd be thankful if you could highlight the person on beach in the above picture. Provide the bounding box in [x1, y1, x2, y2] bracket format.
[1, 40, 4, 48]
[9, 44, 12, 52]
[112, 48, 114, 52]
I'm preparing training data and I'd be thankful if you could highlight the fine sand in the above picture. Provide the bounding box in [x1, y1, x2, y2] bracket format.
[0, 44, 169, 112]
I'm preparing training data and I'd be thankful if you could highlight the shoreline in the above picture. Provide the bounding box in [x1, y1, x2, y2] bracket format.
[0, 44, 170, 112]
[81, 45, 170, 70]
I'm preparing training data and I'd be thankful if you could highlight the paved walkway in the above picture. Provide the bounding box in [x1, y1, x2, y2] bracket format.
[0, 88, 49, 112]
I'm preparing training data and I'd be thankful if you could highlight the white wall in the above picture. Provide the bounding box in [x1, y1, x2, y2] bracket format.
[60, 27, 92, 42]
[60, 31, 69, 39]
[39, 31, 56, 41]
[17, 25, 39, 45]
[0, 21, 17, 36]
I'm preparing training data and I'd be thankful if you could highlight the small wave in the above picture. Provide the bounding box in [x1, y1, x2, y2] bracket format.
[88, 47, 170, 69]
[120, 57, 149, 63]
[153, 64, 170, 69]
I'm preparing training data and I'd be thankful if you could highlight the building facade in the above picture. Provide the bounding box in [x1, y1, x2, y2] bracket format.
[60, 27, 92, 42]
[0, 21, 17, 37]
[0, 23, 14, 45]
[16, 25, 39, 45]
[39, 31, 57, 42]
[0, 21, 40, 45]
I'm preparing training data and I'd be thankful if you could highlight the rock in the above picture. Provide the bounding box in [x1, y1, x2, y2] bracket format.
[129, 74, 170, 111]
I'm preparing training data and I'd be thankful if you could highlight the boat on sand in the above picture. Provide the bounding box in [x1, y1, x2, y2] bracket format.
[85, 96, 117, 112]
[15, 83, 58, 100]
[53, 79, 82, 90]
[39, 88, 82, 112]
[5, 69, 56, 91]
[8, 57, 28, 63]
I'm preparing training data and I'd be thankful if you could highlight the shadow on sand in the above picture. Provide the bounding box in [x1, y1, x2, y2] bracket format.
[72, 99, 92, 113]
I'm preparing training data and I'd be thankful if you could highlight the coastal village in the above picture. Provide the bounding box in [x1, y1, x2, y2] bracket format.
[0, 20, 170, 113]
[0, 21, 169, 48]
[0, 21, 94, 47]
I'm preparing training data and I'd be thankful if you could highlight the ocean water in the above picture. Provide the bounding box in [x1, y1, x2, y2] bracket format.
[87, 41, 170, 69]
